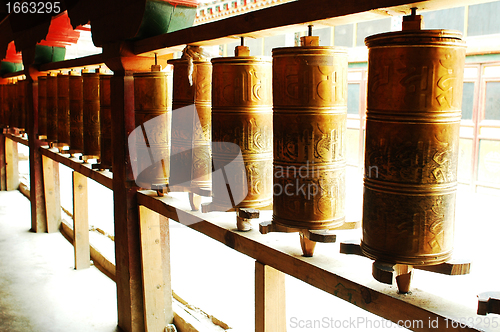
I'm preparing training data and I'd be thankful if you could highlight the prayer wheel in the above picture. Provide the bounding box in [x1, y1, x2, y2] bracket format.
[191, 59, 212, 193]
[133, 64, 172, 189]
[69, 71, 84, 152]
[82, 70, 101, 160]
[57, 73, 71, 145]
[211, 45, 273, 211]
[16, 80, 26, 131]
[361, 14, 466, 266]
[272, 36, 347, 231]
[99, 73, 112, 169]
[46, 73, 58, 142]
[38, 76, 47, 138]
[0, 85, 5, 128]
[8, 82, 18, 130]
[168, 58, 194, 187]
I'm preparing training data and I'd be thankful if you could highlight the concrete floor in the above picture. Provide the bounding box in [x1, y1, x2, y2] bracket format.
[0, 190, 118, 332]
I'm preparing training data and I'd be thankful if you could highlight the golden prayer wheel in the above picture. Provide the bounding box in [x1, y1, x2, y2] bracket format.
[361, 15, 466, 266]
[69, 71, 84, 152]
[210, 45, 273, 212]
[191, 59, 212, 193]
[168, 58, 194, 187]
[46, 73, 58, 142]
[38, 76, 47, 138]
[99, 74, 113, 169]
[0, 85, 5, 128]
[133, 65, 172, 190]
[82, 70, 101, 160]
[16, 80, 26, 131]
[57, 73, 71, 145]
[8, 82, 18, 130]
[272, 37, 347, 231]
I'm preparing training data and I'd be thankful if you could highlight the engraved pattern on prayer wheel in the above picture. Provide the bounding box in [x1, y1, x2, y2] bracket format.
[82, 71, 101, 158]
[361, 29, 466, 266]
[191, 59, 212, 192]
[272, 41, 347, 230]
[46, 73, 58, 142]
[211, 50, 273, 211]
[69, 72, 84, 152]
[99, 74, 112, 168]
[38, 76, 47, 137]
[57, 73, 71, 145]
[133, 67, 172, 188]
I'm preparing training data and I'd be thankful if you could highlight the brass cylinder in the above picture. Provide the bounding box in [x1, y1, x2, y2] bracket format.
[99, 74, 112, 168]
[46, 73, 58, 142]
[82, 71, 101, 158]
[133, 67, 172, 188]
[361, 28, 466, 266]
[57, 73, 70, 145]
[0, 85, 5, 127]
[168, 59, 195, 187]
[191, 59, 212, 192]
[38, 76, 47, 137]
[69, 71, 84, 152]
[211, 48, 273, 211]
[9, 82, 18, 129]
[272, 39, 347, 230]
[16, 80, 26, 131]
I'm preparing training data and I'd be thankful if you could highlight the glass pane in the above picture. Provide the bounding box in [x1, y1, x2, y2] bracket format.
[315, 27, 332, 46]
[468, 2, 500, 36]
[421, 7, 465, 33]
[356, 18, 391, 47]
[347, 83, 360, 115]
[334, 24, 353, 47]
[458, 138, 472, 183]
[461, 82, 474, 120]
[477, 139, 500, 186]
[484, 82, 500, 120]
[264, 35, 285, 56]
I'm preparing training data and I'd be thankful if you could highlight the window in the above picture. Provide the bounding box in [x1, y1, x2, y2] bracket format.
[347, 83, 360, 115]
[468, 2, 500, 36]
[461, 82, 475, 120]
[421, 7, 465, 33]
[334, 24, 353, 47]
[484, 81, 500, 120]
[356, 18, 391, 47]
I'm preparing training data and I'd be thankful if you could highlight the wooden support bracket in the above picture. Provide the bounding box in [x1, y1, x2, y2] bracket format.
[5, 137, 19, 191]
[42, 154, 61, 233]
[478, 292, 500, 315]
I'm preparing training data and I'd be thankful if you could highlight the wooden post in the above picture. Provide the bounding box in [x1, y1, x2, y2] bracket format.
[105, 46, 157, 332]
[73, 171, 90, 269]
[27, 64, 48, 233]
[5, 137, 19, 191]
[0, 133, 5, 191]
[139, 206, 173, 332]
[255, 261, 286, 332]
[42, 154, 61, 233]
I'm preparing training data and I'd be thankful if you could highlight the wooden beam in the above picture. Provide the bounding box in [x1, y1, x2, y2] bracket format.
[39, 146, 113, 190]
[73, 171, 90, 270]
[255, 262, 286, 332]
[42, 154, 61, 233]
[139, 206, 174, 332]
[5, 137, 19, 191]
